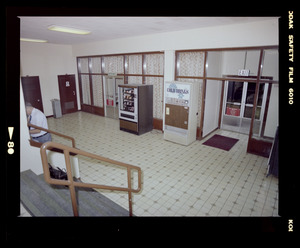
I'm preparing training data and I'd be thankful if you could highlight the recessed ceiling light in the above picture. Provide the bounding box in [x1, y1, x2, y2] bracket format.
[48, 25, 91, 35]
[20, 38, 48, 43]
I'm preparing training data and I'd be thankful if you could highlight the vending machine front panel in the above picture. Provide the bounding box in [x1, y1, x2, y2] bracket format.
[119, 86, 138, 122]
[165, 104, 189, 130]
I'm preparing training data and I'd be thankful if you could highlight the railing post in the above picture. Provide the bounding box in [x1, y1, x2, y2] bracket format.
[40, 141, 142, 217]
[64, 150, 78, 217]
[127, 167, 133, 216]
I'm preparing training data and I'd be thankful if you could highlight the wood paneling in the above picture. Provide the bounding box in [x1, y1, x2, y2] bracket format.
[153, 118, 163, 131]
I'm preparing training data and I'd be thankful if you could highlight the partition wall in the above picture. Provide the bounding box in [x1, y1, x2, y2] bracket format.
[77, 46, 278, 157]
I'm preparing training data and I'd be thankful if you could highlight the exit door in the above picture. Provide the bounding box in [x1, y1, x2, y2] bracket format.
[21, 76, 44, 112]
[58, 74, 78, 114]
[221, 81, 268, 135]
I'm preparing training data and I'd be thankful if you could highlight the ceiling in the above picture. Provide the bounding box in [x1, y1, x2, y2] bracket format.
[20, 16, 278, 45]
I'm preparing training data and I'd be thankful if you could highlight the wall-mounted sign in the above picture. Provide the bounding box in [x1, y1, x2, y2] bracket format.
[238, 69, 250, 76]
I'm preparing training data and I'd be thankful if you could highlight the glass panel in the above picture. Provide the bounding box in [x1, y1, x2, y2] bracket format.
[222, 51, 245, 75]
[115, 78, 124, 106]
[255, 106, 261, 120]
[91, 75, 103, 107]
[225, 103, 241, 116]
[206, 51, 223, 78]
[79, 58, 89, 73]
[261, 49, 279, 81]
[222, 115, 241, 129]
[128, 76, 142, 84]
[90, 57, 101, 73]
[206, 50, 260, 77]
[127, 55, 142, 74]
[244, 106, 253, 118]
[120, 87, 136, 112]
[81, 75, 91, 105]
[244, 83, 264, 119]
[257, 83, 265, 107]
[226, 81, 243, 104]
[262, 84, 278, 138]
[245, 82, 256, 104]
[103, 56, 124, 74]
[177, 51, 204, 77]
[144, 54, 164, 75]
[244, 50, 260, 76]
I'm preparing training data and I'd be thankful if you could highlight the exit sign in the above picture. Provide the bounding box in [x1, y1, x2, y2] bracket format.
[238, 69, 250, 76]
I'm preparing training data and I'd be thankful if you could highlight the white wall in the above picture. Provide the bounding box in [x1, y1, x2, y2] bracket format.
[72, 19, 278, 93]
[72, 19, 278, 57]
[20, 19, 278, 117]
[20, 82, 44, 175]
[20, 42, 79, 116]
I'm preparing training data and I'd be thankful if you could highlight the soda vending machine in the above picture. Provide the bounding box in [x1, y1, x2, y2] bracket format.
[163, 81, 199, 145]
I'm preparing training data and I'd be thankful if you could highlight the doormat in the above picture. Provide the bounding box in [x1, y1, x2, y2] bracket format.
[202, 134, 239, 151]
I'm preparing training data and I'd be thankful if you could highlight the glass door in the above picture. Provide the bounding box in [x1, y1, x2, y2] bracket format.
[222, 81, 244, 132]
[103, 76, 124, 119]
[222, 81, 268, 134]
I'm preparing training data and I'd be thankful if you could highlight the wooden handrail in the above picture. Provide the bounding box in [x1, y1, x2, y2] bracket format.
[40, 141, 142, 216]
[28, 123, 76, 148]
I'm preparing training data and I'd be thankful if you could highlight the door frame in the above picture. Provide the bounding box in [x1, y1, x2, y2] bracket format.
[221, 80, 269, 135]
[103, 75, 124, 118]
[221, 80, 251, 134]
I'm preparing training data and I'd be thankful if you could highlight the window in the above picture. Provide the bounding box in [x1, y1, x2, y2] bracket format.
[77, 52, 164, 123]
[176, 51, 205, 78]
[174, 46, 278, 145]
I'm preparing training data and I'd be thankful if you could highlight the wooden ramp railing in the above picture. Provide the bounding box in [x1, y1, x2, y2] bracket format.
[28, 123, 142, 216]
[40, 141, 142, 216]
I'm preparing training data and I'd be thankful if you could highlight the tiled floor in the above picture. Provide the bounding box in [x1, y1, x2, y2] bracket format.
[46, 111, 278, 216]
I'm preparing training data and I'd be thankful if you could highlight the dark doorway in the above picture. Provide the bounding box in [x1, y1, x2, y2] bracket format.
[58, 74, 78, 115]
[21, 76, 44, 112]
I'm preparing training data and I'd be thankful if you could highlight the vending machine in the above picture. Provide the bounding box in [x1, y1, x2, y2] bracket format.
[119, 84, 153, 135]
[163, 81, 199, 145]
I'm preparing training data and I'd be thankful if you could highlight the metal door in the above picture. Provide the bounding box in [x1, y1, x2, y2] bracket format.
[58, 74, 78, 114]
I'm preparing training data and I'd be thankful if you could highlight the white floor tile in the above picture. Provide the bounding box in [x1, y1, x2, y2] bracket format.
[47, 112, 279, 216]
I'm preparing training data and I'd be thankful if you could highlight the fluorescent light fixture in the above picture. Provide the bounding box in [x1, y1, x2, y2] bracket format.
[20, 38, 48, 43]
[48, 25, 91, 35]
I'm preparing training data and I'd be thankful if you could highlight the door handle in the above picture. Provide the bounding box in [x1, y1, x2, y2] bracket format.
[73, 91, 75, 95]
[37, 99, 40, 102]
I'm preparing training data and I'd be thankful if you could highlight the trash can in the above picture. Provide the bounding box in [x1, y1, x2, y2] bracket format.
[51, 99, 62, 118]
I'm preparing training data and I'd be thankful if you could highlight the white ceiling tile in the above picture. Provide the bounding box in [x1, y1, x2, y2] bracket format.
[20, 16, 278, 45]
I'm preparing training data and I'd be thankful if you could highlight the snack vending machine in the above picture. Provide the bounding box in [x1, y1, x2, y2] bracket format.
[119, 84, 153, 135]
[163, 81, 199, 145]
